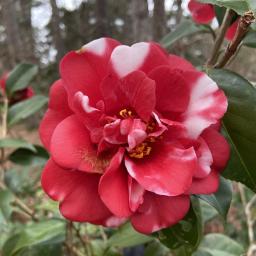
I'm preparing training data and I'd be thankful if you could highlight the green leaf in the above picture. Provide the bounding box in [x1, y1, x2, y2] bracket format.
[144, 241, 170, 256]
[8, 95, 48, 126]
[160, 20, 212, 48]
[243, 31, 256, 47]
[200, 201, 218, 223]
[108, 222, 153, 248]
[198, 0, 250, 15]
[196, 177, 232, 219]
[10, 220, 65, 255]
[0, 190, 15, 220]
[0, 138, 36, 152]
[9, 145, 49, 166]
[245, 0, 256, 14]
[6, 64, 38, 94]
[157, 198, 202, 254]
[208, 69, 256, 192]
[193, 233, 245, 256]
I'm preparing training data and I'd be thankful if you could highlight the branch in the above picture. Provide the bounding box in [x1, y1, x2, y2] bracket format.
[215, 11, 256, 68]
[206, 9, 235, 67]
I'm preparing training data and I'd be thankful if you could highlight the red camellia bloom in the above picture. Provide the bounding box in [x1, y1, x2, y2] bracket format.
[188, 0, 239, 41]
[0, 72, 34, 104]
[40, 38, 230, 234]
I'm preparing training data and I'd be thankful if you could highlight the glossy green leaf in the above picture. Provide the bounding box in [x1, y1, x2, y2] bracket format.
[196, 177, 232, 219]
[198, 0, 249, 15]
[108, 222, 153, 248]
[0, 138, 36, 152]
[200, 201, 218, 223]
[9, 145, 49, 166]
[193, 233, 245, 256]
[0, 190, 15, 220]
[209, 69, 256, 192]
[6, 64, 38, 94]
[160, 20, 212, 48]
[243, 31, 256, 47]
[8, 95, 48, 126]
[9, 220, 65, 255]
[157, 198, 202, 254]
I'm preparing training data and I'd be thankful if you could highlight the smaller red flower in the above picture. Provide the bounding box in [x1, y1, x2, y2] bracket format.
[0, 72, 34, 104]
[188, 0, 239, 41]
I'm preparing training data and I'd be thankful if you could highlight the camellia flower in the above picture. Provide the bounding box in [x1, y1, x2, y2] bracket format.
[0, 72, 34, 104]
[40, 38, 230, 234]
[188, 0, 239, 41]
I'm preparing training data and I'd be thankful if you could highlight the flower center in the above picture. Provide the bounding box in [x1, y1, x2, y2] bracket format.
[119, 108, 134, 119]
[129, 142, 152, 159]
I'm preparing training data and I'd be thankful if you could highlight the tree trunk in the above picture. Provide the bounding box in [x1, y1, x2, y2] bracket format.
[128, 0, 151, 41]
[19, 0, 37, 63]
[1, 0, 23, 66]
[49, 0, 65, 62]
[95, 0, 108, 37]
[153, 0, 167, 41]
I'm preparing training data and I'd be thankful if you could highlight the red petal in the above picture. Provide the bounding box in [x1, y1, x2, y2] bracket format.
[131, 192, 190, 234]
[201, 128, 230, 171]
[181, 71, 228, 139]
[188, 0, 215, 24]
[125, 144, 197, 196]
[188, 169, 220, 194]
[148, 66, 190, 114]
[101, 71, 156, 121]
[60, 38, 120, 105]
[51, 115, 105, 173]
[39, 80, 72, 150]
[41, 159, 112, 223]
[99, 148, 132, 217]
[168, 54, 196, 71]
[109, 42, 169, 78]
[128, 177, 145, 212]
[225, 18, 239, 41]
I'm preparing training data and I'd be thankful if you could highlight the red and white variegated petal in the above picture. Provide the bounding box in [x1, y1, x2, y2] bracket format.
[131, 192, 190, 234]
[109, 42, 169, 78]
[182, 71, 228, 139]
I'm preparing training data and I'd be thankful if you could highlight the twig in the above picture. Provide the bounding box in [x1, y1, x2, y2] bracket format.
[64, 242, 85, 256]
[206, 9, 235, 67]
[0, 181, 39, 221]
[216, 11, 256, 68]
[66, 221, 74, 256]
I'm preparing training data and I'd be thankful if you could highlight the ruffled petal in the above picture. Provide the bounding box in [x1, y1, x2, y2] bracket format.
[188, 169, 220, 194]
[148, 66, 190, 115]
[60, 38, 120, 105]
[131, 192, 190, 234]
[201, 128, 230, 171]
[188, 0, 215, 24]
[99, 148, 132, 217]
[168, 54, 196, 71]
[51, 115, 108, 173]
[125, 144, 197, 196]
[109, 42, 169, 78]
[128, 177, 145, 212]
[41, 159, 112, 223]
[101, 71, 156, 121]
[181, 71, 228, 139]
[39, 80, 72, 150]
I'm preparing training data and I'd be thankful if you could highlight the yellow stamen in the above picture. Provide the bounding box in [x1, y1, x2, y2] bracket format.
[129, 142, 152, 159]
[119, 109, 133, 118]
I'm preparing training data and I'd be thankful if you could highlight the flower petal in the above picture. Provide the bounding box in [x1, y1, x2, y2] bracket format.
[128, 177, 145, 212]
[169, 54, 196, 71]
[148, 66, 190, 114]
[41, 159, 112, 223]
[99, 148, 132, 217]
[109, 42, 169, 78]
[188, 169, 220, 194]
[39, 80, 72, 150]
[201, 128, 230, 171]
[131, 192, 190, 234]
[125, 144, 197, 196]
[60, 38, 120, 105]
[101, 71, 156, 121]
[188, 0, 215, 24]
[181, 71, 228, 139]
[51, 115, 106, 173]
